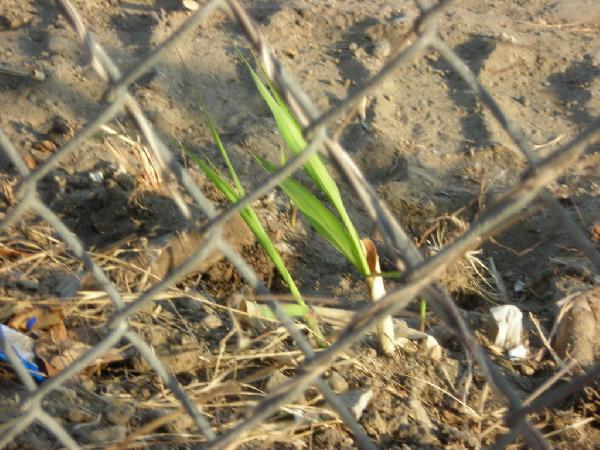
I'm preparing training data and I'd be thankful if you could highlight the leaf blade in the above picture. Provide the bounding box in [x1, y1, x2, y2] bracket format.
[243, 58, 370, 276]
[256, 156, 361, 269]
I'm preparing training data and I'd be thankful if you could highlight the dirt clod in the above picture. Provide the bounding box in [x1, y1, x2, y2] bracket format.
[201, 313, 223, 330]
[329, 370, 349, 393]
[105, 402, 135, 426]
[127, 214, 255, 283]
[554, 287, 600, 366]
[87, 425, 127, 444]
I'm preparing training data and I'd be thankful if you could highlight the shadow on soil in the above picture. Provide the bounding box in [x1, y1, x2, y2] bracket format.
[430, 35, 496, 148]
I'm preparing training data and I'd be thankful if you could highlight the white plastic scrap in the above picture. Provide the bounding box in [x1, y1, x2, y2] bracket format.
[489, 304, 527, 360]
[508, 344, 528, 361]
[490, 304, 523, 349]
[339, 388, 373, 420]
[182, 0, 199, 11]
[89, 171, 104, 183]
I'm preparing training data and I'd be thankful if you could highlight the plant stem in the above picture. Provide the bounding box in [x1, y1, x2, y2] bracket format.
[363, 239, 395, 355]
[419, 298, 427, 332]
[290, 203, 297, 228]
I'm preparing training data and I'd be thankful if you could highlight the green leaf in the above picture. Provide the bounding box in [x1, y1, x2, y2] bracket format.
[188, 153, 239, 204]
[248, 302, 310, 321]
[242, 57, 370, 277]
[185, 73, 325, 344]
[256, 156, 364, 271]
[189, 153, 302, 302]
[198, 102, 244, 195]
[240, 207, 306, 307]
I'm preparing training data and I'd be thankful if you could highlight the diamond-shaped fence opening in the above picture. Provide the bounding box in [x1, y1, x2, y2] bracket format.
[0, 0, 599, 448]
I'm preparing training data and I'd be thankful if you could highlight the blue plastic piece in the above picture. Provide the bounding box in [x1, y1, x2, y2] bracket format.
[0, 324, 45, 381]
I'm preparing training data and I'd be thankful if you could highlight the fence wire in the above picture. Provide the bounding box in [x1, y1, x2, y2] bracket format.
[0, 0, 598, 448]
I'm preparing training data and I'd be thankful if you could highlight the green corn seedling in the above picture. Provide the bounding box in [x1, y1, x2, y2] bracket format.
[189, 103, 324, 344]
[244, 57, 397, 355]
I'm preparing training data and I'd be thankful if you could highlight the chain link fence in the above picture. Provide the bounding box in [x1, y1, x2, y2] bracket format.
[0, 0, 599, 448]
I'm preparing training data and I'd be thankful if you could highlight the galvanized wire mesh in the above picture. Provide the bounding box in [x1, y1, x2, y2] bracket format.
[0, 0, 599, 448]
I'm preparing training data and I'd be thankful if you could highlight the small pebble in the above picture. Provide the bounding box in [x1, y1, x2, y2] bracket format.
[201, 313, 222, 330]
[81, 377, 96, 392]
[88, 425, 127, 444]
[391, 14, 409, 25]
[66, 408, 95, 423]
[51, 117, 71, 135]
[105, 402, 135, 425]
[518, 96, 529, 107]
[362, 409, 388, 436]
[517, 363, 535, 376]
[265, 370, 289, 393]
[329, 370, 349, 393]
[372, 39, 391, 59]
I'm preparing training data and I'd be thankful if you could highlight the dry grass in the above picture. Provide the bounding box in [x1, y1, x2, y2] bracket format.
[0, 193, 596, 449]
[101, 124, 163, 193]
[101, 123, 190, 217]
[0, 175, 17, 208]
[424, 214, 500, 302]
